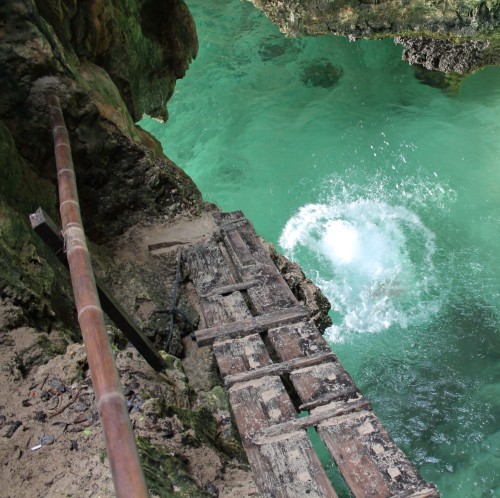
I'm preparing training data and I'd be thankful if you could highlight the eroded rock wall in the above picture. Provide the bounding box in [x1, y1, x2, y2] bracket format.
[248, 0, 500, 73]
[0, 0, 202, 311]
[0, 2, 240, 495]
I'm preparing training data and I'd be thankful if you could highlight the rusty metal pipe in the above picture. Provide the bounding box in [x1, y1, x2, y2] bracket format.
[46, 94, 148, 498]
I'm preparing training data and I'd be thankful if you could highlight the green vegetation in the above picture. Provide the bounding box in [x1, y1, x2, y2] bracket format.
[137, 437, 210, 497]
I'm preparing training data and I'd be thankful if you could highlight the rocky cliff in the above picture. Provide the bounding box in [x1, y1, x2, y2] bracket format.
[0, 1, 219, 495]
[0, 0, 203, 323]
[0, 2, 330, 495]
[248, 0, 500, 75]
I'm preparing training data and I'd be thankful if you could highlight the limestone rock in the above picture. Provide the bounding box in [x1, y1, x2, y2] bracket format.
[34, 0, 199, 121]
[248, 0, 500, 73]
[0, 0, 202, 244]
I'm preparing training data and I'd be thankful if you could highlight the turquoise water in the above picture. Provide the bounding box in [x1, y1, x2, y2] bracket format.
[140, 0, 500, 495]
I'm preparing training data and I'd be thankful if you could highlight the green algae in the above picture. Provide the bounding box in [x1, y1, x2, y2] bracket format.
[137, 437, 210, 497]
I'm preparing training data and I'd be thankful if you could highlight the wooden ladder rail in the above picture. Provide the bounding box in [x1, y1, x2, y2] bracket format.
[46, 93, 148, 498]
[29, 207, 166, 372]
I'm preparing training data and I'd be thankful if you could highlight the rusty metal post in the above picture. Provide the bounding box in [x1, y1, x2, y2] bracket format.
[46, 94, 148, 498]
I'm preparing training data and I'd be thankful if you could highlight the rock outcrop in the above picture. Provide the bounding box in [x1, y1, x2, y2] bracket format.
[248, 0, 500, 74]
[0, 0, 202, 312]
[0, 2, 209, 494]
[0, 0, 201, 241]
[0, 2, 333, 495]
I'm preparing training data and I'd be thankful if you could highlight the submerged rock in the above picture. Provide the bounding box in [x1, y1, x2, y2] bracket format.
[258, 34, 303, 62]
[259, 37, 288, 61]
[413, 65, 466, 94]
[300, 59, 343, 88]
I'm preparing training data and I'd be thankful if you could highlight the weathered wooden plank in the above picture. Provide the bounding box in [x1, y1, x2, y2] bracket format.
[220, 220, 299, 312]
[29, 207, 166, 372]
[246, 431, 339, 498]
[185, 237, 236, 295]
[228, 375, 297, 437]
[298, 389, 359, 412]
[318, 411, 439, 498]
[224, 228, 257, 267]
[215, 212, 299, 313]
[253, 397, 370, 443]
[268, 321, 333, 361]
[224, 351, 335, 387]
[246, 273, 298, 314]
[199, 292, 252, 328]
[214, 334, 272, 377]
[290, 362, 360, 410]
[219, 218, 273, 272]
[199, 279, 260, 298]
[194, 306, 308, 347]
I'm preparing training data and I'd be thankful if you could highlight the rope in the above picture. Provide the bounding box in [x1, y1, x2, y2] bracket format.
[151, 248, 195, 351]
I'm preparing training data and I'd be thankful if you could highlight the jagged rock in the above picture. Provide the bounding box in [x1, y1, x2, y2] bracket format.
[265, 241, 333, 333]
[248, 0, 500, 73]
[395, 36, 490, 74]
[33, 0, 198, 121]
[0, 0, 202, 243]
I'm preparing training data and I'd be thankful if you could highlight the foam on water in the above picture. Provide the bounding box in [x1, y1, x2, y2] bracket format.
[280, 175, 446, 339]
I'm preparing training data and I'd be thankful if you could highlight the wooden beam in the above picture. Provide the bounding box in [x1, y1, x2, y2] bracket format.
[194, 306, 309, 346]
[213, 334, 273, 378]
[317, 411, 440, 498]
[245, 432, 339, 498]
[252, 398, 371, 443]
[30, 207, 166, 372]
[224, 351, 336, 387]
[298, 387, 359, 411]
[198, 279, 260, 298]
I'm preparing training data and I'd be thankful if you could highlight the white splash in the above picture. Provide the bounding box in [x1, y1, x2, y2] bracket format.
[280, 197, 441, 339]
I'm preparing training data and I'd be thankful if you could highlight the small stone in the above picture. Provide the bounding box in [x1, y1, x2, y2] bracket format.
[5, 421, 22, 438]
[204, 481, 219, 497]
[33, 411, 47, 422]
[72, 401, 88, 413]
[387, 467, 401, 479]
[40, 434, 55, 445]
[72, 413, 88, 424]
[49, 378, 65, 393]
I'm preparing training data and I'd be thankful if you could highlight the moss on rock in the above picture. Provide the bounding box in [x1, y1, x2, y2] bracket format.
[34, 0, 198, 122]
[137, 436, 210, 497]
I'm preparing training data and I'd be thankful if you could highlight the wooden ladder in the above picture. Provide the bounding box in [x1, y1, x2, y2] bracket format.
[186, 211, 439, 498]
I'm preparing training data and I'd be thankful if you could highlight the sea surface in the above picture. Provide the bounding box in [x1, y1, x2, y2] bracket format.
[140, 1, 500, 495]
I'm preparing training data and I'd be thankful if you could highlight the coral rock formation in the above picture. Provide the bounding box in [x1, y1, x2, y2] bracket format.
[248, 0, 500, 74]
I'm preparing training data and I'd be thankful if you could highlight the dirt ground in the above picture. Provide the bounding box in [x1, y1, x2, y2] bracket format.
[0, 212, 259, 497]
